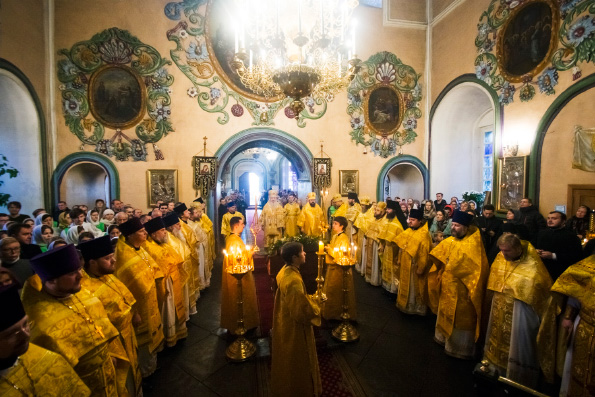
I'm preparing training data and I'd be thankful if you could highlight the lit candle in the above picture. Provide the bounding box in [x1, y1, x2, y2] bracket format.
[318, 241, 324, 254]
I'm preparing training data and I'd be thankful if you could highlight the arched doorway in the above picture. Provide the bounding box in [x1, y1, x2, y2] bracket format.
[210, 128, 313, 225]
[377, 155, 429, 202]
[430, 74, 501, 203]
[0, 60, 48, 213]
[52, 152, 120, 208]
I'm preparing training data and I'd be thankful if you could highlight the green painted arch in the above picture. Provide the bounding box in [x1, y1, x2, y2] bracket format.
[429, 73, 502, 205]
[529, 72, 595, 207]
[376, 155, 429, 202]
[51, 152, 120, 205]
[0, 58, 50, 209]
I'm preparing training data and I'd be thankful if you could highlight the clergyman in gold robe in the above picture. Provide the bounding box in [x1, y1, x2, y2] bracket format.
[354, 198, 374, 274]
[322, 216, 356, 321]
[271, 242, 322, 397]
[428, 210, 489, 360]
[260, 190, 286, 251]
[297, 192, 327, 238]
[0, 284, 91, 397]
[221, 216, 260, 333]
[114, 218, 164, 378]
[284, 192, 301, 238]
[22, 244, 120, 396]
[379, 200, 404, 293]
[79, 235, 143, 397]
[482, 234, 551, 388]
[538, 253, 595, 396]
[395, 208, 433, 316]
[221, 201, 245, 238]
[364, 202, 388, 286]
[344, 192, 362, 244]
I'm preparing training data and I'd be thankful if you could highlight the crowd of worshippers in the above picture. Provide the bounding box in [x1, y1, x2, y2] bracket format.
[220, 189, 595, 395]
[0, 197, 215, 396]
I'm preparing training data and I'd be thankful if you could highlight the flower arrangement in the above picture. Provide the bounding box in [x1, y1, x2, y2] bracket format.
[462, 190, 485, 206]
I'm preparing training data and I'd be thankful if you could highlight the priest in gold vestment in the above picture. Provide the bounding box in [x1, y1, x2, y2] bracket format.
[344, 192, 362, 244]
[428, 210, 489, 359]
[538, 254, 595, 396]
[189, 205, 213, 288]
[364, 202, 387, 286]
[0, 285, 91, 397]
[22, 244, 120, 396]
[297, 192, 327, 238]
[379, 200, 405, 293]
[221, 216, 260, 333]
[144, 216, 188, 347]
[221, 201, 245, 238]
[395, 208, 433, 315]
[322, 216, 356, 321]
[114, 218, 164, 378]
[482, 234, 551, 388]
[284, 193, 301, 238]
[271, 242, 322, 397]
[79, 236, 142, 397]
[174, 204, 203, 299]
[354, 198, 374, 274]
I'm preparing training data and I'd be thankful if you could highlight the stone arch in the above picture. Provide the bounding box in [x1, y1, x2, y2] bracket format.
[376, 155, 429, 202]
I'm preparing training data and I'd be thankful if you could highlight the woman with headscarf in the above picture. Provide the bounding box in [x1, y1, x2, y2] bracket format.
[35, 213, 60, 237]
[566, 205, 591, 240]
[58, 212, 71, 231]
[63, 225, 84, 245]
[423, 200, 437, 227]
[100, 208, 115, 227]
[32, 225, 54, 252]
[87, 209, 106, 232]
[429, 210, 452, 238]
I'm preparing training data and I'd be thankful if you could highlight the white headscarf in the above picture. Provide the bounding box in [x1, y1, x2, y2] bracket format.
[64, 226, 82, 245]
[32, 225, 45, 245]
[87, 210, 101, 227]
[101, 209, 115, 226]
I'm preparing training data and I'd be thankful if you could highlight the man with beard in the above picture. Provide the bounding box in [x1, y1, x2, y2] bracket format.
[379, 200, 405, 293]
[221, 201, 245, 239]
[79, 236, 142, 396]
[354, 197, 374, 274]
[343, 192, 363, 244]
[260, 190, 287, 251]
[192, 197, 216, 272]
[297, 192, 327, 238]
[532, 211, 583, 281]
[428, 210, 489, 359]
[21, 244, 120, 395]
[284, 192, 301, 238]
[163, 213, 198, 316]
[475, 204, 503, 264]
[114, 218, 164, 378]
[174, 203, 204, 296]
[221, 217, 259, 334]
[363, 202, 388, 286]
[188, 206, 212, 288]
[143, 216, 188, 347]
[396, 208, 433, 315]
[0, 284, 91, 396]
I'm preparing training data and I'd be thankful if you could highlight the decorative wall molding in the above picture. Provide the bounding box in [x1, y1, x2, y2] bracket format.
[382, 0, 466, 29]
[375, 155, 429, 201]
[431, 0, 466, 26]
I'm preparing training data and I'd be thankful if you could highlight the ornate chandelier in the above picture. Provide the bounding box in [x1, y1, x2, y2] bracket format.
[229, 0, 360, 118]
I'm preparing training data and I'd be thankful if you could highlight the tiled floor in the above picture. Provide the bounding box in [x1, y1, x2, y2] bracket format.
[144, 258, 477, 396]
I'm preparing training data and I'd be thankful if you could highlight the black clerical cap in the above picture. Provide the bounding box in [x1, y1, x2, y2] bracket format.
[145, 217, 166, 234]
[347, 192, 358, 200]
[409, 208, 424, 220]
[226, 201, 237, 208]
[0, 285, 26, 331]
[173, 203, 187, 215]
[78, 235, 113, 262]
[386, 200, 399, 211]
[163, 213, 180, 228]
[193, 197, 204, 204]
[119, 218, 144, 237]
[30, 244, 81, 283]
[451, 210, 474, 226]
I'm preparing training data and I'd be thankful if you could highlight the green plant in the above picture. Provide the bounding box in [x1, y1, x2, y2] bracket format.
[270, 233, 324, 255]
[0, 155, 19, 207]
[461, 190, 485, 206]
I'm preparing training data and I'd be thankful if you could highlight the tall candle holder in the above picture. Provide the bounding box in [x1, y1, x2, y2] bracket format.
[331, 245, 359, 343]
[319, 189, 329, 240]
[223, 245, 257, 361]
[315, 241, 327, 303]
[250, 195, 261, 252]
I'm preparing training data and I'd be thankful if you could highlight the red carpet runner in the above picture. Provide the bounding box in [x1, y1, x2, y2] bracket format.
[253, 254, 274, 337]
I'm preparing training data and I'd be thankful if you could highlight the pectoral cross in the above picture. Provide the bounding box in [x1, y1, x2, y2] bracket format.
[94, 324, 105, 339]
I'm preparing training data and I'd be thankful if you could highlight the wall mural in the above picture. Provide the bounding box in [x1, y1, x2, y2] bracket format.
[347, 51, 422, 158]
[164, 0, 328, 128]
[58, 28, 175, 161]
[474, 0, 595, 105]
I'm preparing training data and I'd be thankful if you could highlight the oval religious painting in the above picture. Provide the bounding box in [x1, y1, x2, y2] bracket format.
[497, 0, 559, 82]
[89, 65, 146, 129]
[205, 0, 284, 103]
[364, 85, 403, 136]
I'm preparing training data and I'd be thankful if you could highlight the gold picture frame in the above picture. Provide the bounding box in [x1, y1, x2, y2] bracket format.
[497, 156, 527, 212]
[363, 84, 404, 137]
[496, 0, 559, 83]
[339, 170, 359, 196]
[88, 64, 147, 130]
[147, 169, 178, 207]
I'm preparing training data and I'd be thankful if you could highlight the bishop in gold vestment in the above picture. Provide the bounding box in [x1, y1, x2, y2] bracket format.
[114, 218, 164, 378]
[0, 285, 91, 397]
[79, 235, 142, 397]
[483, 235, 551, 388]
[297, 192, 327, 238]
[395, 210, 433, 315]
[428, 211, 489, 359]
[538, 254, 595, 396]
[23, 244, 120, 396]
[221, 218, 260, 332]
[284, 194, 301, 237]
[271, 242, 322, 397]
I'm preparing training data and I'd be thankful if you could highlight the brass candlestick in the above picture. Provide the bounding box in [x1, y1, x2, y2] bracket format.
[332, 248, 359, 343]
[315, 241, 327, 303]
